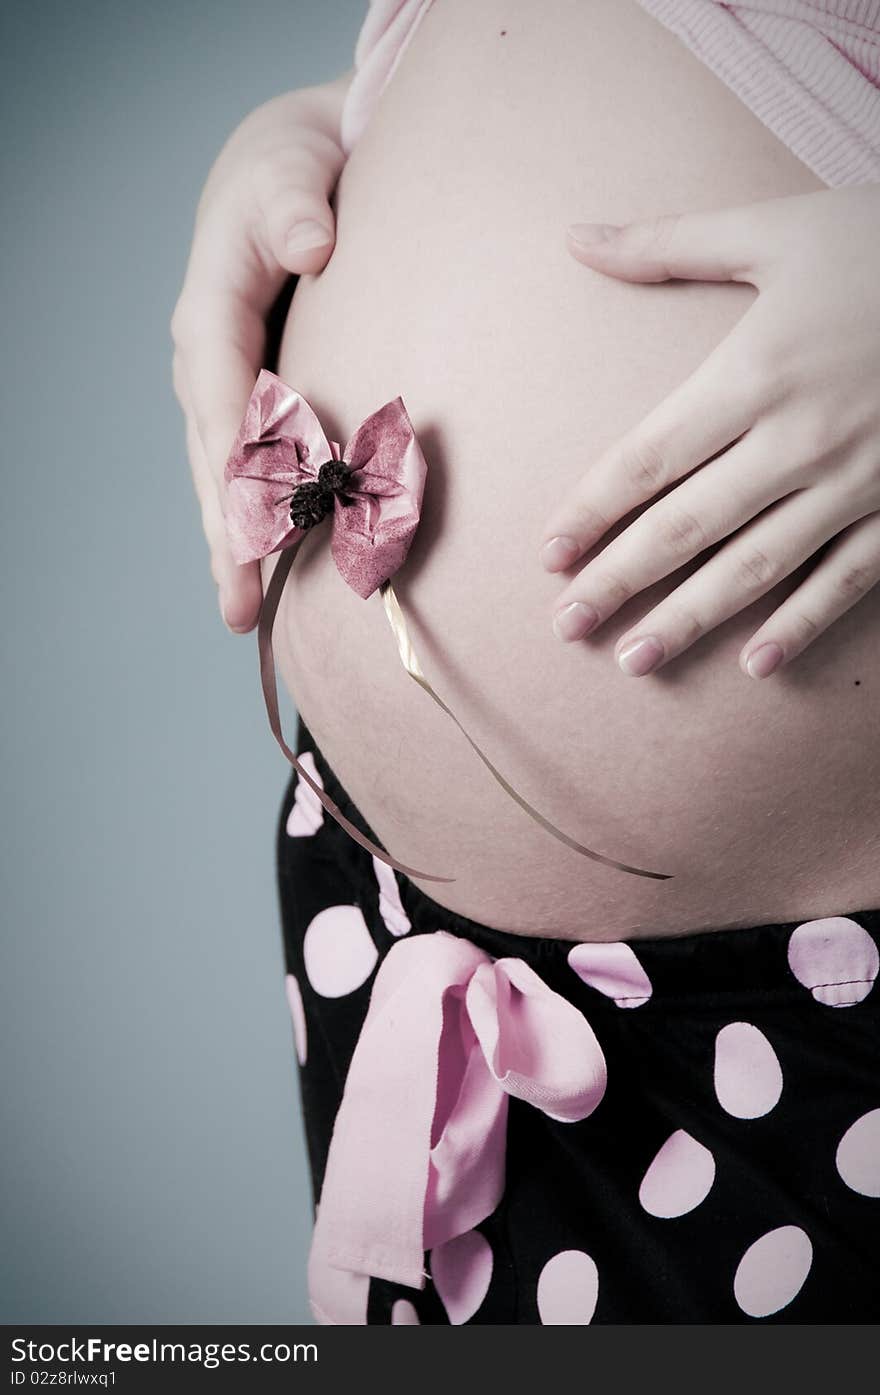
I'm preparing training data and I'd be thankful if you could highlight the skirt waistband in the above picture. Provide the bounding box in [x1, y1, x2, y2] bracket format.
[292, 714, 880, 1002]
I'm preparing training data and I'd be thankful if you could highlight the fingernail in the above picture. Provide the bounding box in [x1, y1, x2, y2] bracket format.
[219, 590, 250, 634]
[286, 219, 332, 254]
[553, 601, 599, 642]
[568, 222, 621, 247]
[745, 642, 784, 679]
[540, 534, 580, 570]
[617, 635, 664, 676]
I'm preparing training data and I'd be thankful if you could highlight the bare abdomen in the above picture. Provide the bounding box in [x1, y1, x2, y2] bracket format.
[267, 0, 880, 940]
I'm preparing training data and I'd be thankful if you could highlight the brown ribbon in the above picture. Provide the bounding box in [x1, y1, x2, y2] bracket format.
[257, 546, 673, 884]
[258, 542, 455, 883]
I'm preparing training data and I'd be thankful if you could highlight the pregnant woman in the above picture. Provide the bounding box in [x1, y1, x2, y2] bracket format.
[172, 0, 880, 1323]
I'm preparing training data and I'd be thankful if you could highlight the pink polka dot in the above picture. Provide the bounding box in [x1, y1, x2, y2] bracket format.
[391, 1299, 420, 1324]
[734, 1225, 812, 1318]
[285, 752, 324, 837]
[639, 1129, 716, 1218]
[372, 856, 411, 937]
[714, 1022, 783, 1119]
[567, 942, 653, 1008]
[303, 905, 378, 998]
[536, 1249, 599, 1325]
[284, 973, 307, 1066]
[787, 917, 878, 1007]
[430, 1230, 493, 1325]
[836, 1108, 880, 1197]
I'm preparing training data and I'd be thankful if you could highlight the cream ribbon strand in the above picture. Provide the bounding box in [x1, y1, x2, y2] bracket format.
[380, 581, 673, 882]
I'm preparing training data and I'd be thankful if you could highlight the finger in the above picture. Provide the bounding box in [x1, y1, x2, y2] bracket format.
[221, 557, 264, 634]
[540, 315, 761, 573]
[549, 421, 809, 640]
[253, 140, 343, 275]
[178, 348, 262, 631]
[174, 295, 264, 494]
[174, 190, 328, 488]
[604, 486, 869, 676]
[184, 407, 263, 632]
[172, 131, 345, 477]
[171, 346, 191, 417]
[184, 407, 226, 584]
[565, 195, 800, 284]
[738, 510, 880, 678]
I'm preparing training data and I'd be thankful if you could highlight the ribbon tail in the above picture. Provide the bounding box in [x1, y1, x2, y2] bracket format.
[379, 581, 672, 882]
[257, 543, 455, 883]
[308, 934, 488, 1319]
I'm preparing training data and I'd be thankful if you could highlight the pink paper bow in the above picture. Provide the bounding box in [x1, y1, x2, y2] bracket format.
[307, 930, 608, 1324]
[222, 370, 672, 886]
[224, 368, 426, 599]
[222, 371, 455, 884]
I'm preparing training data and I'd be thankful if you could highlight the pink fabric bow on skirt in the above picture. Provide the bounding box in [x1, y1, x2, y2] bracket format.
[307, 930, 608, 1324]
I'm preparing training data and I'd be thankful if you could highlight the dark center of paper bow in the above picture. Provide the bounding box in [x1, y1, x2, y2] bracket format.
[288, 460, 355, 530]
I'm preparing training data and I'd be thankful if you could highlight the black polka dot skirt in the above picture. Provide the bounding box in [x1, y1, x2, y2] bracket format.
[276, 714, 880, 1325]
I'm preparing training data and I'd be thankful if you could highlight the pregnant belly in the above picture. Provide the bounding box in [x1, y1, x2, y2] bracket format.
[269, 0, 880, 940]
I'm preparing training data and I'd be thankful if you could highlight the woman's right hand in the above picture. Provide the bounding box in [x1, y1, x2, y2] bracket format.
[171, 72, 352, 634]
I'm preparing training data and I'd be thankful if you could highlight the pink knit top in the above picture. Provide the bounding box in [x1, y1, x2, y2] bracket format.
[339, 0, 880, 187]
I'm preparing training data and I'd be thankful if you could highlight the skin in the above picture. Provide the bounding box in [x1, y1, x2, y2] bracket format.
[543, 185, 880, 681]
[173, 0, 880, 941]
[171, 74, 352, 630]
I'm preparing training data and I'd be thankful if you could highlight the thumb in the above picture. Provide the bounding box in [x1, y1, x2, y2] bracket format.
[254, 139, 346, 277]
[264, 190, 338, 276]
[566, 204, 772, 285]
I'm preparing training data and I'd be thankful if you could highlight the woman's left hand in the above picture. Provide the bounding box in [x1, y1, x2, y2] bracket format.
[539, 183, 880, 678]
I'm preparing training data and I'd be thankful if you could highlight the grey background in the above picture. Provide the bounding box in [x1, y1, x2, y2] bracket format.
[1, 0, 365, 1324]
